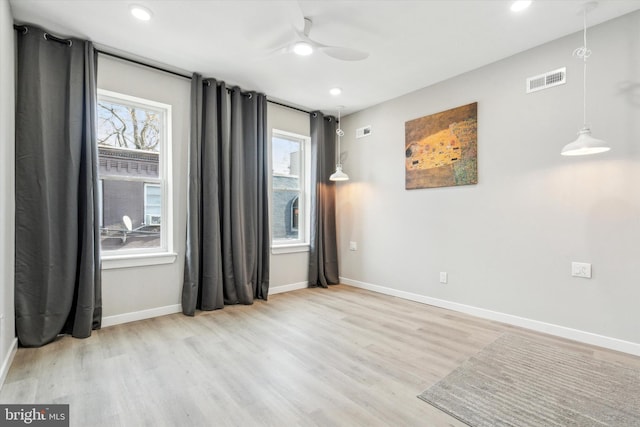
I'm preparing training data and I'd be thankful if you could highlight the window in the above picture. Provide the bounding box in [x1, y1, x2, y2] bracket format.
[144, 184, 162, 225]
[97, 89, 172, 262]
[290, 196, 299, 231]
[271, 130, 310, 251]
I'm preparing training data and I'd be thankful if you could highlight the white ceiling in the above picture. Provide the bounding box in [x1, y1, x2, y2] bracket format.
[9, 0, 640, 115]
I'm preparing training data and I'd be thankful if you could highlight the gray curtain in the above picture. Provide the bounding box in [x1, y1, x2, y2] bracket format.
[15, 25, 101, 347]
[308, 112, 340, 288]
[182, 75, 269, 315]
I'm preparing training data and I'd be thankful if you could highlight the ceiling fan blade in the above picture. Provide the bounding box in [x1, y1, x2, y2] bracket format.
[320, 46, 370, 61]
[268, 44, 293, 56]
[263, 31, 296, 53]
[271, 16, 369, 62]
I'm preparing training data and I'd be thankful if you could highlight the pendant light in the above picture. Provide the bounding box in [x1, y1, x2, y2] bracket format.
[561, 2, 610, 156]
[329, 107, 349, 181]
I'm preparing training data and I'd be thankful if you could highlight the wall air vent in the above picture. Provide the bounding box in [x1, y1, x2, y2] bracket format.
[356, 125, 372, 139]
[526, 67, 566, 93]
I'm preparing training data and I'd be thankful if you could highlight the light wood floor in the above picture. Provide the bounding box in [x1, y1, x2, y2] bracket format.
[2, 285, 640, 426]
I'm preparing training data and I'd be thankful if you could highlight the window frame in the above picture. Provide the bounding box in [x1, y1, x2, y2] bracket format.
[97, 89, 175, 269]
[270, 129, 311, 254]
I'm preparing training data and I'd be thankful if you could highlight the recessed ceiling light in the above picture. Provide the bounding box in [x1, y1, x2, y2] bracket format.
[511, 1, 532, 12]
[130, 4, 152, 21]
[329, 87, 342, 96]
[293, 41, 313, 56]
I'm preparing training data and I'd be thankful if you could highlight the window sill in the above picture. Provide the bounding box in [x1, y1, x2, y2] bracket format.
[102, 252, 178, 270]
[271, 244, 310, 255]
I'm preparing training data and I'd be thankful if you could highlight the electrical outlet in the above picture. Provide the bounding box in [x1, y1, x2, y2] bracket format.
[439, 272, 448, 284]
[349, 241, 357, 251]
[571, 262, 592, 279]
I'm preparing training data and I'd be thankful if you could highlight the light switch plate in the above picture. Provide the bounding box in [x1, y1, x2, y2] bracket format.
[571, 262, 592, 278]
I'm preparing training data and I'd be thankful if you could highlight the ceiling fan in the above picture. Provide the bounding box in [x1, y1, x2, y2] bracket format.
[276, 17, 369, 62]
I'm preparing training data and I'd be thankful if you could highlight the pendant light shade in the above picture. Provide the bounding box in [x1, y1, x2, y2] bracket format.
[329, 165, 349, 181]
[330, 107, 349, 182]
[561, 127, 610, 156]
[562, 2, 609, 156]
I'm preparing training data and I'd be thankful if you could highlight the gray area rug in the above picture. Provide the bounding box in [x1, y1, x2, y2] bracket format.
[418, 334, 640, 426]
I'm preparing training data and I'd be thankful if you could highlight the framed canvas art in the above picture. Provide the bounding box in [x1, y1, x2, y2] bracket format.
[405, 102, 477, 189]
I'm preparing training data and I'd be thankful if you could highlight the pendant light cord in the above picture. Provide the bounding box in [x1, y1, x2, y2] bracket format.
[336, 109, 344, 167]
[573, 8, 591, 128]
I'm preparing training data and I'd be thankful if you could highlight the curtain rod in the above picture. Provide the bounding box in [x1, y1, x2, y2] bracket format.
[14, 24, 73, 46]
[95, 49, 311, 115]
[97, 49, 191, 80]
[267, 100, 311, 115]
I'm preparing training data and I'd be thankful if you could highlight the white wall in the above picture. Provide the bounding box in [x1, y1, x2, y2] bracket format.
[338, 11, 640, 348]
[98, 56, 190, 319]
[267, 103, 311, 292]
[0, 0, 17, 383]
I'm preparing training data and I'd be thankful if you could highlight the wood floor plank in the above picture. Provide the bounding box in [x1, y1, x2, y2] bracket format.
[2, 285, 638, 427]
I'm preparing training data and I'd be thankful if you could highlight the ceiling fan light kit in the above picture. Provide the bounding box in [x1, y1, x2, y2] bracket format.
[280, 17, 369, 62]
[293, 41, 313, 56]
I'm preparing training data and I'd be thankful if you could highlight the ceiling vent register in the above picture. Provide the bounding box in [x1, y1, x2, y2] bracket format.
[526, 67, 566, 93]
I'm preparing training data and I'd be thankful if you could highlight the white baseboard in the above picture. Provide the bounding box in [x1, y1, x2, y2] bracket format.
[0, 338, 17, 390]
[102, 281, 309, 328]
[102, 304, 182, 328]
[341, 277, 640, 357]
[269, 281, 308, 295]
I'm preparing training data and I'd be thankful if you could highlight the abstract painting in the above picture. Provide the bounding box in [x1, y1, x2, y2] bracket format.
[405, 102, 477, 189]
